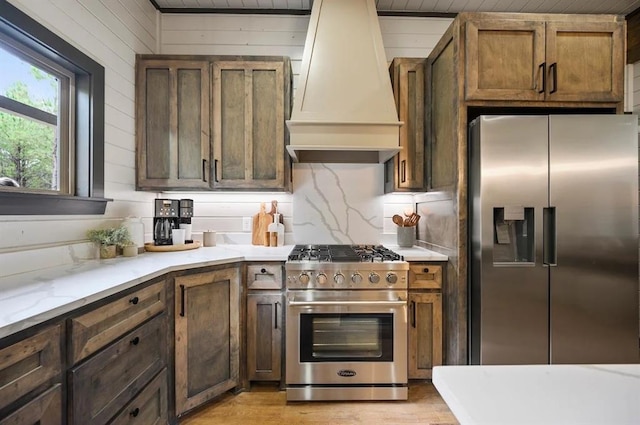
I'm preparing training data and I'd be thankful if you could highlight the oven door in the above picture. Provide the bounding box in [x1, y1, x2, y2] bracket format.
[286, 290, 408, 385]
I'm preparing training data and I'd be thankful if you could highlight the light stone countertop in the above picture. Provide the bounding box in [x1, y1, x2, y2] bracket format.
[0, 244, 446, 339]
[433, 364, 640, 425]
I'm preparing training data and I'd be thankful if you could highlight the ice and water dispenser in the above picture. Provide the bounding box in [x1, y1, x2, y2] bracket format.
[492, 206, 535, 265]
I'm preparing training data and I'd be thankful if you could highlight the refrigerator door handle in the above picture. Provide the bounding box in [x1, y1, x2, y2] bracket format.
[543, 207, 557, 266]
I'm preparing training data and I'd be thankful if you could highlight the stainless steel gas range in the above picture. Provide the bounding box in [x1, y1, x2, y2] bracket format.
[285, 245, 409, 401]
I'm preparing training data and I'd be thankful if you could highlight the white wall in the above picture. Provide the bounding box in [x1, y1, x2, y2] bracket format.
[0, 6, 452, 279]
[1, 0, 158, 277]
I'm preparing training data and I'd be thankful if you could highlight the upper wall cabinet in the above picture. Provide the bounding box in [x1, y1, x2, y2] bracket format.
[212, 59, 292, 191]
[136, 59, 211, 191]
[464, 14, 624, 102]
[136, 55, 292, 192]
[385, 58, 427, 193]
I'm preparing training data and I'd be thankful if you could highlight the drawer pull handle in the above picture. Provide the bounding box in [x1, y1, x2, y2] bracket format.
[130, 407, 140, 417]
[129, 296, 139, 305]
[423, 268, 429, 273]
[261, 268, 267, 274]
[130, 336, 140, 346]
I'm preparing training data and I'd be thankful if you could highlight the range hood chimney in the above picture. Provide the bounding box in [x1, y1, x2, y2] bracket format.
[286, 0, 402, 163]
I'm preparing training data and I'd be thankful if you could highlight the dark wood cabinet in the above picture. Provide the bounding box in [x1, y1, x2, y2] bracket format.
[174, 266, 240, 416]
[212, 59, 292, 191]
[245, 263, 284, 383]
[247, 293, 283, 381]
[0, 325, 62, 424]
[385, 58, 427, 193]
[407, 263, 443, 380]
[69, 314, 166, 425]
[109, 368, 168, 425]
[136, 59, 210, 190]
[136, 55, 292, 192]
[465, 15, 624, 102]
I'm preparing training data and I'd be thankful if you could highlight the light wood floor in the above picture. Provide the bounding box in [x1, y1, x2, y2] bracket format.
[181, 382, 459, 425]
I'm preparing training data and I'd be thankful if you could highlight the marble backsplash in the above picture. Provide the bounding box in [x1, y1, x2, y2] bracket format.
[292, 164, 384, 245]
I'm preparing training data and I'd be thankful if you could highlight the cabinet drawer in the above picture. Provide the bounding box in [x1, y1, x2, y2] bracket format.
[70, 314, 166, 425]
[409, 264, 443, 289]
[69, 280, 166, 364]
[0, 383, 62, 425]
[109, 369, 167, 425]
[0, 325, 61, 411]
[246, 264, 283, 290]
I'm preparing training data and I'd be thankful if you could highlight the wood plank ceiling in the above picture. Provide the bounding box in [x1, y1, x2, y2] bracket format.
[150, 0, 640, 15]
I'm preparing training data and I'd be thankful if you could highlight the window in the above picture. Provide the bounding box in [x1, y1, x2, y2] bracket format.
[0, 0, 109, 214]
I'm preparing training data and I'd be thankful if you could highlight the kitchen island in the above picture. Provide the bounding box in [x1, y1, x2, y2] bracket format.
[433, 364, 640, 425]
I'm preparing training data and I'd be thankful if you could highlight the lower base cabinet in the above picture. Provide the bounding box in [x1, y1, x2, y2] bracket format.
[247, 292, 283, 381]
[174, 266, 240, 416]
[69, 314, 167, 424]
[0, 384, 61, 425]
[110, 369, 168, 425]
[408, 292, 443, 379]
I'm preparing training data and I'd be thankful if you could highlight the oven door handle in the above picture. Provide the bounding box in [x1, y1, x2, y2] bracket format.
[288, 300, 407, 307]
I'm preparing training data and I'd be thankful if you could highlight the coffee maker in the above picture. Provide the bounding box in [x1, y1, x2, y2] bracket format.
[153, 199, 179, 245]
[179, 199, 193, 243]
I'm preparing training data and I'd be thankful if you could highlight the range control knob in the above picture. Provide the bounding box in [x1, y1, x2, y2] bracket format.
[299, 273, 310, 285]
[351, 273, 363, 284]
[386, 273, 398, 284]
[317, 273, 328, 285]
[334, 272, 346, 285]
[369, 272, 380, 284]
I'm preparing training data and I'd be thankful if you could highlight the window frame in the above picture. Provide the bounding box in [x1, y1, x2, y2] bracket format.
[0, 0, 110, 215]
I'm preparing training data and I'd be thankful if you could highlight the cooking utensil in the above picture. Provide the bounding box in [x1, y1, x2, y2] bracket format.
[392, 214, 404, 227]
[403, 213, 420, 227]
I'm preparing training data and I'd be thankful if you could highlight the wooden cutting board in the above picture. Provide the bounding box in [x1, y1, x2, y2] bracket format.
[269, 200, 284, 224]
[252, 202, 272, 246]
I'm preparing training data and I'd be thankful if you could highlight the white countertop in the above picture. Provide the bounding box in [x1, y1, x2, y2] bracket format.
[0, 244, 446, 339]
[433, 364, 640, 425]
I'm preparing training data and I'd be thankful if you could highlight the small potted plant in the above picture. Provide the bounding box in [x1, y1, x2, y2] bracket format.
[86, 225, 133, 259]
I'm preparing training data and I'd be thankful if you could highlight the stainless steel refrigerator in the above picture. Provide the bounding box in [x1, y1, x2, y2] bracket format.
[469, 115, 639, 365]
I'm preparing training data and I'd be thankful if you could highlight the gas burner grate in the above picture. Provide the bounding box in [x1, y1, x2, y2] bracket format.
[287, 244, 403, 263]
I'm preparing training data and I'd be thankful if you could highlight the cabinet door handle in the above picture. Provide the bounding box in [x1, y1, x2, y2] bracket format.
[274, 301, 279, 329]
[411, 300, 416, 328]
[202, 159, 208, 182]
[422, 268, 429, 273]
[129, 296, 139, 305]
[214, 159, 220, 183]
[549, 63, 558, 94]
[130, 407, 140, 417]
[401, 160, 407, 183]
[261, 268, 267, 274]
[130, 336, 140, 345]
[538, 62, 546, 94]
[180, 284, 185, 317]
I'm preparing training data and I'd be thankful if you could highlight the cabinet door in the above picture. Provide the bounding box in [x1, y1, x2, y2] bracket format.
[545, 21, 624, 102]
[247, 293, 282, 381]
[0, 325, 61, 412]
[0, 384, 61, 425]
[136, 59, 210, 190]
[212, 60, 291, 191]
[465, 19, 546, 101]
[385, 58, 426, 193]
[408, 292, 442, 379]
[174, 267, 240, 415]
[428, 40, 457, 191]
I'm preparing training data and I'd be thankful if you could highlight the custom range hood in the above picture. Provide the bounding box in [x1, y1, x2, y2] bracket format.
[286, 0, 402, 163]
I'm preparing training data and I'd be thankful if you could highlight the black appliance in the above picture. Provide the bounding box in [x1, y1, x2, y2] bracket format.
[153, 199, 179, 245]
